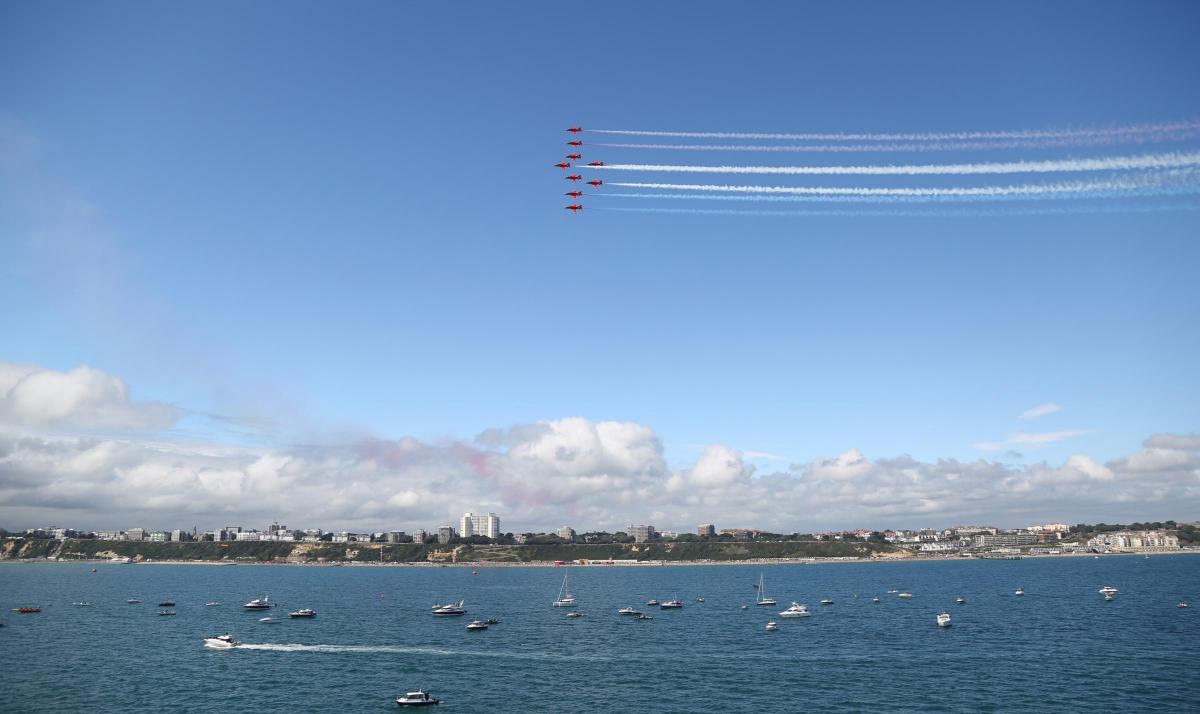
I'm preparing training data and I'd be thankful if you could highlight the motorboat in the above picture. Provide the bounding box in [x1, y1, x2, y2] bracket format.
[259, 616, 280, 624]
[955, 596, 966, 604]
[696, 597, 705, 603]
[395, 690, 440, 707]
[819, 599, 834, 605]
[887, 589, 899, 594]
[158, 600, 175, 607]
[465, 620, 489, 631]
[1014, 588, 1025, 596]
[485, 618, 500, 625]
[203, 634, 240, 649]
[937, 612, 952, 628]
[289, 609, 317, 618]
[740, 605, 748, 610]
[110, 556, 133, 564]
[127, 598, 141, 604]
[1098, 586, 1119, 595]
[635, 613, 654, 620]
[871, 597, 880, 603]
[243, 596, 271, 610]
[765, 621, 779, 632]
[645, 599, 660, 606]
[1103, 593, 1115, 601]
[74, 602, 91, 607]
[432, 600, 466, 616]
[618, 607, 639, 615]
[552, 572, 577, 607]
[779, 602, 810, 618]
[205, 602, 220, 607]
[1178, 602, 1189, 609]
[13, 607, 41, 614]
[158, 610, 176, 616]
[565, 611, 585, 618]
[755, 573, 777, 606]
[659, 599, 684, 609]
[897, 592, 913, 599]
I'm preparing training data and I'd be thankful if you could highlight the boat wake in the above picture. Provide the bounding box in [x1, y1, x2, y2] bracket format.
[236, 643, 606, 662]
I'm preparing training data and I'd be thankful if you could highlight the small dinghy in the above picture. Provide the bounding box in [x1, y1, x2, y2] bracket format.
[465, 620, 489, 631]
[937, 612, 952, 628]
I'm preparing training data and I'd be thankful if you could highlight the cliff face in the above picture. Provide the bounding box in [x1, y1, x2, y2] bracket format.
[1, 537, 899, 563]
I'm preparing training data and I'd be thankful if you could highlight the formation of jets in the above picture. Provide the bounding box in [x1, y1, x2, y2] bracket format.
[559, 127, 601, 213]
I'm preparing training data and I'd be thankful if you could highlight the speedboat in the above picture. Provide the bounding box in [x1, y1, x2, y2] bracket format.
[259, 616, 280, 624]
[158, 610, 176, 616]
[1179, 602, 1189, 609]
[897, 592, 913, 599]
[552, 572, 577, 607]
[13, 607, 41, 614]
[565, 611, 585, 618]
[158, 600, 175, 607]
[635, 613, 654, 620]
[203, 634, 240, 649]
[765, 621, 779, 631]
[659, 599, 684, 609]
[887, 589, 899, 594]
[740, 605, 748, 610]
[779, 602, 810, 618]
[955, 596, 966, 604]
[74, 602, 91, 607]
[395, 690, 440, 707]
[755, 573, 777, 606]
[205, 602, 221, 607]
[696, 597, 705, 603]
[465, 620, 489, 631]
[937, 612, 952, 628]
[243, 596, 271, 610]
[645, 599, 660, 606]
[289, 609, 317, 618]
[432, 600, 466, 616]
[819, 599, 834, 605]
[1014, 588, 1025, 596]
[871, 597, 880, 603]
[127, 598, 141, 604]
[618, 607, 639, 615]
[1098, 586, 1119, 595]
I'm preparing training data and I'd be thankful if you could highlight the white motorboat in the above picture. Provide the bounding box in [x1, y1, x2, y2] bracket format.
[243, 595, 271, 610]
[696, 597, 705, 603]
[740, 604, 748, 610]
[552, 572, 577, 607]
[110, 556, 133, 564]
[779, 602, 810, 618]
[466, 620, 489, 631]
[755, 573, 776, 606]
[395, 690, 440, 707]
[635, 613, 654, 620]
[765, 621, 779, 632]
[432, 600, 466, 616]
[646, 599, 660, 606]
[871, 597, 880, 603]
[887, 589, 899, 594]
[897, 592, 913, 599]
[203, 634, 240, 649]
[289, 608, 317, 618]
[565, 611, 585, 618]
[659, 599, 684, 609]
[617, 607, 639, 615]
[1178, 602, 1189, 609]
[955, 596, 966, 604]
[1098, 586, 1119, 595]
[819, 599, 834, 606]
[259, 616, 279, 624]
[205, 602, 221, 607]
[1014, 588, 1025, 596]
[937, 612, 952, 628]
[74, 602, 91, 607]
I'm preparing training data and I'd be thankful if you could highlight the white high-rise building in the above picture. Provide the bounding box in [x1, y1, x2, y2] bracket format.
[460, 512, 500, 539]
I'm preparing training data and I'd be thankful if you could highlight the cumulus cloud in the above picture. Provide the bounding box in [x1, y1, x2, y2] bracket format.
[0, 361, 178, 432]
[1142, 433, 1200, 451]
[1019, 403, 1062, 420]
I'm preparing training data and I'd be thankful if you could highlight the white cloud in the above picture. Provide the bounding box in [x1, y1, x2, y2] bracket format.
[1019, 403, 1062, 420]
[973, 429, 1088, 452]
[0, 361, 178, 432]
[1143, 433, 1200, 451]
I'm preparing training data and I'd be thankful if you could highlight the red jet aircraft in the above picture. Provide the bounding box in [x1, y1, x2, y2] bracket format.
[587, 161, 605, 167]
[587, 180, 603, 188]
[554, 162, 571, 169]
[565, 191, 584, 198]
[565, 174, 582, 182]
[566, 127, 583, 133]
[566, 140, 583, 147]
[565, 204, 583, 212]
[566, 153, 582, 160]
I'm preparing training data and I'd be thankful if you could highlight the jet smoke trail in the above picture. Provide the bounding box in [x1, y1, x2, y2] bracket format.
[599, 184, 1200, 204]
[593, 202, 1200, 218]
[587, 119, 1200, 142]
[608, 170, 1200, 197]
[591, 128, 1200, 153]
[590, 151, 1200, 177]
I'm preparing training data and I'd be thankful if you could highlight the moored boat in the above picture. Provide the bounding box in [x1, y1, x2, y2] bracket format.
[765, 621, 779, 631]
[552, 572, 577, 607]
[289, 608, 317, 618]
[13, 607, 41, 614]
[755, 573, 777, 606]
[937, 612, 952, 627]
[432, 600, 466, 616]
[243, 595, 271, 610]
[779, 602, 810, 618]
[395, 690, 440, 707]
[465, 620, 489, 631]
[659, 599, 684, 609]
[618, 607, 639, 615]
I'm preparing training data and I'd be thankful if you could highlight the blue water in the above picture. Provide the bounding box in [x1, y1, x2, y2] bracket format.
[2, 556, 1198, 712]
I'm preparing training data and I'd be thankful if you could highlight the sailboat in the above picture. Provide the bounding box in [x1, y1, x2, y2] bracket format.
[552, 572, 577, 607]
[756, 573, 777, 606]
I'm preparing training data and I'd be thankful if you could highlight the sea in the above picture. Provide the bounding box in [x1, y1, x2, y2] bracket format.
[2, 555, 1198, 713]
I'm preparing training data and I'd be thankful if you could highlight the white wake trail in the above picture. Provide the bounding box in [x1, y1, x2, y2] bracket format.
[587, 119, 1200, 142]
[235, 643, 606, 661]
[591, 151, 1200, 177]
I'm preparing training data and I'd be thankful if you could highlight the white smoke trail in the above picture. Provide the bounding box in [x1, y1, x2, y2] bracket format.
[608, 171, 1198, 197]
[587, 119, 1200, 142]
[590, 151, 1200, 177]
[593, 202, 1200, 218]
[599, 184, 1200, 204]
[591, 128, 1200, 153]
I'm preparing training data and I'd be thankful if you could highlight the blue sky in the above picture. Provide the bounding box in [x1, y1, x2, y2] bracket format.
[1, 2, 1199, 530]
